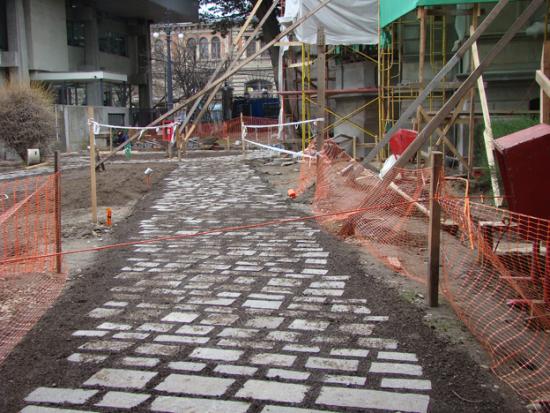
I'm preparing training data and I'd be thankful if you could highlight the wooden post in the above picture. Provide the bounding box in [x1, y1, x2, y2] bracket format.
[54, 151, 62, 273]
[241, 113, 246, 155]
[428, 151, 443, 307]
[541, 40, 550, 124]
[316, 26, 326, 152]
[109, 127, 113, 152]
[88, 106, 98, 224]
[416, 7, 427, 132]
[352, 136, 357, 160]
[467, 89, 476, 179]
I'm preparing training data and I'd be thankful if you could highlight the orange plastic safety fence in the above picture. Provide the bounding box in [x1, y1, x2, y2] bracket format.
[193, 116, 281, 144]
[294, 139, 550, 405]
[0, 173, 65, 364]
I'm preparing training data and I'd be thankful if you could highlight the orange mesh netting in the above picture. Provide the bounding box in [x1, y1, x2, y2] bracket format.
[0, 173, 65, 364]
[194, 116, 281, 144]
[295, 139, 550, 406]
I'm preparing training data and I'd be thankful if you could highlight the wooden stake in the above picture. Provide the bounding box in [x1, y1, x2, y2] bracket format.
[467, 88, 476, 179]
[428, 151, 443, 307]
[416, 7, 427, 134]
[54, 151, 62, 274]
[316, 26, 326, 152]
[109, 127, 113, 152]
[88, 106, 98, 224]
[241, 113, 246, 155]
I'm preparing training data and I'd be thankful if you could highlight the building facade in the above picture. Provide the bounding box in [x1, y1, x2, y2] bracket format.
[151, 22, 276, 109]
[0, 0, 198, 152]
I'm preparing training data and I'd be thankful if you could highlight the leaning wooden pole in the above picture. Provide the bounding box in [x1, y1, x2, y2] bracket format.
[316, 26, 326, 152]
[363, 0, 510, 166]
[97, 0, 334, 168]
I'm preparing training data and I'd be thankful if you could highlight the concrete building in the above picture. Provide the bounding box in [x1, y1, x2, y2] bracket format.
[0, 0, 198, 153]
[151, 22, 275, 109]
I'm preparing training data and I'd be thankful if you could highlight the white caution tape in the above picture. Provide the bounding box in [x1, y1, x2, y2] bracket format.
[243, 138, 317, 159]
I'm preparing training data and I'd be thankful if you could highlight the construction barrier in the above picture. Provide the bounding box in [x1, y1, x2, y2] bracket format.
[295, 139, 550, 406]
[0, 173, 65, 364]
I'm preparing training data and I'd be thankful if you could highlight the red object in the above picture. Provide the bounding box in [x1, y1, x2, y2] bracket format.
[288, 189, 297, 199]
[390, 129, 417, 156]
[493, 124, 550, 220]
[161, 120, 174, 142]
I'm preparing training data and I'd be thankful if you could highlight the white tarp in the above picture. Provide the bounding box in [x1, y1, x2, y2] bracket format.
[282, 0, 378, 45]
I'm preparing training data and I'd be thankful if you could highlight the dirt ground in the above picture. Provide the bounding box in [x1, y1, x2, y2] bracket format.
[249, 155, 529, 411]
[0, 151, 529, 412]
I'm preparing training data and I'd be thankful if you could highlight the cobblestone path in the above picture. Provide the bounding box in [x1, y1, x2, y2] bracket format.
[20, 156, 432, 413]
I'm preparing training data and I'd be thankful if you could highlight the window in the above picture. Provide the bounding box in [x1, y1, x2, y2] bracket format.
[0, 0, 7, 51]
[211, 36, 221, 60]
[246, 38, 256, 57]
[99, 32, 128, 57]
[186, 38, 196, 59]
[67, 20, 85, 47]
[199, 37, 209, 60]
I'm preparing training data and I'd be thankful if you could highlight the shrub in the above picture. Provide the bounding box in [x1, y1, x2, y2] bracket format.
[0, 82, 56, 161]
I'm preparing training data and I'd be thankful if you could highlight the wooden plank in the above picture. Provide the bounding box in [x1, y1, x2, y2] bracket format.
[98, 0, 334, 168]
[470, 10, 503, 206]
[363, 0, 510, 165]
[428, 151, 443, 307]
[88, 106, 97, 224]
[416, 7, 427, 135]
[316, 26, 326, 151]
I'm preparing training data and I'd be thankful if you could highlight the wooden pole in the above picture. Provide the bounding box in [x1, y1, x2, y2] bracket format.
[416, 7, 427, 135]
[109, 127, 113, 152]
[363, 0, 510, 166]
[316, 26, 326, 152]
[428, 151, 443, 307]
[470, 4, 502, 206]
[54, 151, 62, 273]
[241, 113, 246, 155]
[88, 106, 98, 224]
[97, 0, 334, 169]
[467, 88, 476, 179]
[352, 136, 357, 160]
[541, 40, 550, 124]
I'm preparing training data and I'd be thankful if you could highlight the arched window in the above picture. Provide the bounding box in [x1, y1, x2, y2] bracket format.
[186, 38, 197, 59]
[211, 36, 221, 60]
[246, 38, 256, 57]
[199, 37, 209, 59]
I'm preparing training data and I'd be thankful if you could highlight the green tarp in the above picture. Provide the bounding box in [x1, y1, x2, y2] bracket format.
[380, 0, 498, 28]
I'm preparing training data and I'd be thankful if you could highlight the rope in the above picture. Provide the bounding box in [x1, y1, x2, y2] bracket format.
[242, 138, 317, 159]
[243, 117, 324, 129]
[0, 199, 429, 267]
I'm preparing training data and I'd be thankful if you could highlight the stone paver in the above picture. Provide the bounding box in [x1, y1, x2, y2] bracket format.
[18, 156, 432, 412]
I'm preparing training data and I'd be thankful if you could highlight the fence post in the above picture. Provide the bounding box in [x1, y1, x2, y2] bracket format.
[88, 106, 98, 224]
[428, 151, 443, 307]
[54, 151, 62, 274]
[241, 113, 246, 155]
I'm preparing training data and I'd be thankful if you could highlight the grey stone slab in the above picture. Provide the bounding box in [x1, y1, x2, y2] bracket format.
[214, 364, 258, 376]
[189, 347, 243, 361]
[25, 387, 98, 404]
[168, 361, 206, 372]
[381, 378, 432, 391]
[250, 353, 296, 367]
[120, 357, 160, 368]
[236, 380, 309, 403]
[369, 362, 423, 376]
[151, 396, 249, 413]
[305, 357, 359, 372]
[316, 386, 430, 413]
[155, 374, 234, 396]
[84, 368, 157, 389]
[95, 391, 150, 409]
[21, 407, 98, 413]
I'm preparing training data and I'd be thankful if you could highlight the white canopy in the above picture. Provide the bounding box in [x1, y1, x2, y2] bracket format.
[281, 0, 378, 45]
